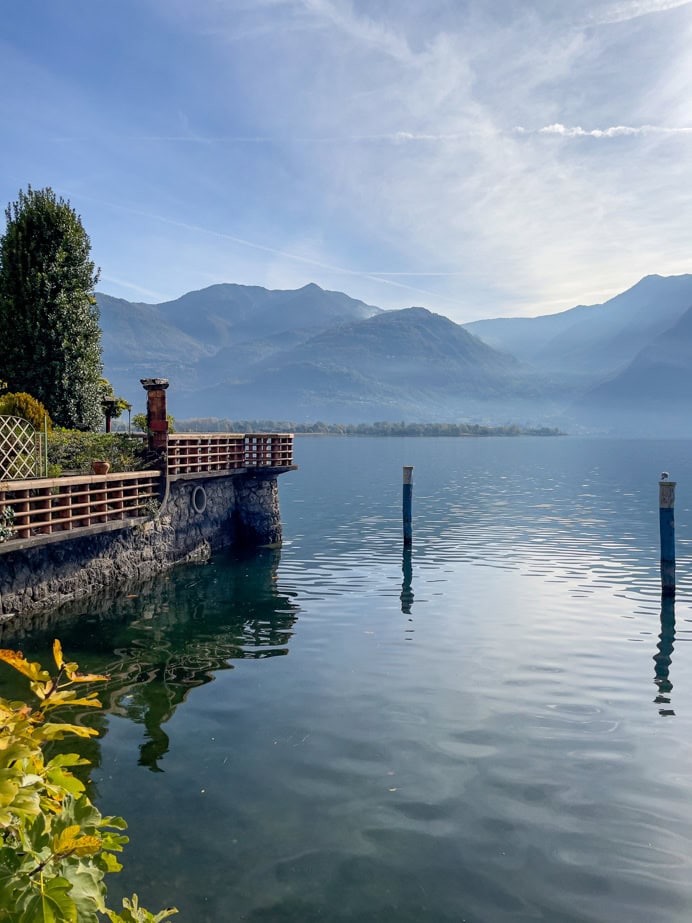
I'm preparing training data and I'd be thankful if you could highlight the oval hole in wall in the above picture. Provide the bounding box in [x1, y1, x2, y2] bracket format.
[191, 485, 207, 514]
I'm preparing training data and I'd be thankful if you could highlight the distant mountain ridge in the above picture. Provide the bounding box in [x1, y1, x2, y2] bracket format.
[98, 282, 381, 401]
[97, 274, 692, 433]
[173, 307, 544, 421]
[464, 274, 692, 379]
[569, 303, 692, 434]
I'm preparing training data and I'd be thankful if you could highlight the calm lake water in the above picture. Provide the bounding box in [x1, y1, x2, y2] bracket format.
[5, 436, 692, 922]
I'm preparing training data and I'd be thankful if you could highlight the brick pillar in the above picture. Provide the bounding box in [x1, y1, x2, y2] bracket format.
[140, 378, 170, 456]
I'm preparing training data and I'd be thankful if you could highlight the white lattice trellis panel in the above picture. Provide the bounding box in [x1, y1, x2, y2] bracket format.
[0, 415, 40, 480]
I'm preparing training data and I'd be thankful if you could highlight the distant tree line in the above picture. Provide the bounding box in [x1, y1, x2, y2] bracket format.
[177, 418, 564, 437]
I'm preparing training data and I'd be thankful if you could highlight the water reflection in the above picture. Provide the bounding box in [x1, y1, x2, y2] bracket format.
[1, 548, 300, 772]
[653, 595, 676, 717]
[103, 549, 299, 770]
[400, 547, 414, 615]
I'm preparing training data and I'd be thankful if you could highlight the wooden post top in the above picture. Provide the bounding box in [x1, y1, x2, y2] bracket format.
[659, 481, 676, 509]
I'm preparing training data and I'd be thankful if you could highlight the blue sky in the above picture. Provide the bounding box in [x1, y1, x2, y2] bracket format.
[2, 0, 692, 321]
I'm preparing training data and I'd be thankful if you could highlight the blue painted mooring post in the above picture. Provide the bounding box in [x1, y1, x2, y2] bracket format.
[660, 478, 676, 597]
[403, 466, 413, 546]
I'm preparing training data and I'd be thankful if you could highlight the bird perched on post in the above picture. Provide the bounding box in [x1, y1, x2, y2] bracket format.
[661, 472, 670, 481]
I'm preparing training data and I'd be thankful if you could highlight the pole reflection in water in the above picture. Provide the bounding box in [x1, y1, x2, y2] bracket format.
[400, 546, 414, 616]
[653, 594, 676, 717]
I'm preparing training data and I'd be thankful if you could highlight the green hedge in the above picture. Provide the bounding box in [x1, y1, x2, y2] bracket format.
[47, 430, 149, 474]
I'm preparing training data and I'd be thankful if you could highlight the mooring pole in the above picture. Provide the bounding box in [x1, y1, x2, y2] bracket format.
[403, 465, 413, 547]
[659, 478, 676, 597]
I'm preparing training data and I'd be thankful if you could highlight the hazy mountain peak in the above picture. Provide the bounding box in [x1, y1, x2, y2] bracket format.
[98, 273, 692, 432]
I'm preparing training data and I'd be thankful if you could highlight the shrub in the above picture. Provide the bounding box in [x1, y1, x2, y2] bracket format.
[47, 431, 149, 474]
[132, 414, 176, 436]
[0, 642, 177, 922]
[0, 392, 52, 432]
[0, 506, 15, 542]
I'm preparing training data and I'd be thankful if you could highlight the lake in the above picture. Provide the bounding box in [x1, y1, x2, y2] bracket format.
[4, 436, 692, 922]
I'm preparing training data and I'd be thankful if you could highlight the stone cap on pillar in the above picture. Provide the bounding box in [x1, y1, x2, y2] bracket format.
[140, 378, 170, 391]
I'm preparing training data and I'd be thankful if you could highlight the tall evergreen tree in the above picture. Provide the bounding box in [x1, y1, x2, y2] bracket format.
[0, 186, 103, 430]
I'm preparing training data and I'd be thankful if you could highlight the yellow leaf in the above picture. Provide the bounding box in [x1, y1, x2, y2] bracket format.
[52, 639, 64, 670]
[53, 826, 102, 857]
[64, 669, 110, 684]
[29, 681, 49, 700]
[37, 723, 99, 740]
[72, 835, 102, 857]
[0, 650, 49, 682]
[41, 690, 103, 708]
[52, 824, 81, 852]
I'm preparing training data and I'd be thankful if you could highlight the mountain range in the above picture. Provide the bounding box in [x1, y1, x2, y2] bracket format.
[97, 274, 692, 434]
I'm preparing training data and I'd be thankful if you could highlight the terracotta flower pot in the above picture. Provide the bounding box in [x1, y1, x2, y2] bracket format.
[91, 460, 111, 475]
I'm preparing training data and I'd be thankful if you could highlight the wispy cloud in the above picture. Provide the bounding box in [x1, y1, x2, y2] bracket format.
[6, 0, 692, 320]
[54, 129, 496, 145]
[99, 276, 169, 302]
[590, 0, 692, 25]
[299, 0, 414, 63]
[519, 122, 692, 138]
[77, 193, 464, 306]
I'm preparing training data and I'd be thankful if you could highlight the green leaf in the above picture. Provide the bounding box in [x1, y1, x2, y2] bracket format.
[104, 895, 178, 923]
[100, 815, 128, 831]
[18, 876, 77, 923]
[0, 778, 19, 807]
[45, 767, 85, 797]
[98, 852, 123, 874]
[62, 864, 106, 917]
[45, 755, 89, 771]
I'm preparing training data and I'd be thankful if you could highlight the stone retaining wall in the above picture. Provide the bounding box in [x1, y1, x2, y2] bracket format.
[0, 470, 285, 625]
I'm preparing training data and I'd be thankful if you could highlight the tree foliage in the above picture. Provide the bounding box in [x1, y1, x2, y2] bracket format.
[178, 418, 564, 437]
[0, 642, 178, 922]
[98, 380, 130, 421]
[0, 187, 103, 431]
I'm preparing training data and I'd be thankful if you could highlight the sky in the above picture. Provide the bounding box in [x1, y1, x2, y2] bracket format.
[2, 0, 692, 322]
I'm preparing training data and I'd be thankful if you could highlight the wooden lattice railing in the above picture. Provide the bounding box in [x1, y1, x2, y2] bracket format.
[0, 471, 161, 542]
[167, 434, 294, 476]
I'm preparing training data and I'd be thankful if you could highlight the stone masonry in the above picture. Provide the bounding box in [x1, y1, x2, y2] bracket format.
[0, 471, 283, 625]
